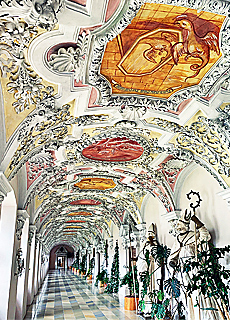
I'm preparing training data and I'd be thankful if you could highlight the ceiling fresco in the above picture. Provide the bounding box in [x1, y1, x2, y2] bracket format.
[82, 137, 144, 161]
[101, 3, 225, 99]
[74, 177, 117, 190]
[0, 0, 230, 253]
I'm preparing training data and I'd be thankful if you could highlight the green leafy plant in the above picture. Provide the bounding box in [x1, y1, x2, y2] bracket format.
[139, 241, 172, 317]
[95, 268, 108, 286]
[151, 243, 171, 293]
[120, 266, 139, 297]
[151, 244, 171, 267]
[164, 277, 181, 299]
[86, 257, 95, 277]
[149, 290, 170, 320]
[72, 250, 80, 269]
[106, 240, 120, 294]
[182, 241, 230, 319]
[139, 249, 151, 311]
[177, 301, 185, 320]
[80, 254, 87, 274]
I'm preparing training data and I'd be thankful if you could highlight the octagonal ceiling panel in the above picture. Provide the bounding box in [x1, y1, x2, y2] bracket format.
[100, 3, 225, 99]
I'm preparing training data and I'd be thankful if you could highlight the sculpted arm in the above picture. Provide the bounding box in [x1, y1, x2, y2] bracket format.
[191, 215, 211, 242]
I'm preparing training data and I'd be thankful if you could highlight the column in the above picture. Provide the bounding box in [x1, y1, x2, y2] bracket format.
[93, 251, 100, 285]
[87, 252, 90, 274]
[28, 232, 40, 304]
[0, 173, 17, 320]
[26, 226, 36, 305]
[37, 241, 43, 289]
[15, 210, 30, 320]
[24, 225, 36, 315]
[34, 234, 42, 295]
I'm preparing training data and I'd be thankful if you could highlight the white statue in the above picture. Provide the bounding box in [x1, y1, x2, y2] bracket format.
[169, 212, 221, 320]
[137, 223, 157, 317]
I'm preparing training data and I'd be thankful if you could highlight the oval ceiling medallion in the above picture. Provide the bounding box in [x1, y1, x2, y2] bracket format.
[74, 177, 116, 190]
[82, 137, 144, 161]
[65, 226, 82, 229]
[68, 212, 92, 216]
[70, 199, 101, 205]
[65, 220, 86, 223]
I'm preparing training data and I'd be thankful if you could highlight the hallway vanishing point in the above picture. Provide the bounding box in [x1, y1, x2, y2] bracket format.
[25, 271, 141, 320]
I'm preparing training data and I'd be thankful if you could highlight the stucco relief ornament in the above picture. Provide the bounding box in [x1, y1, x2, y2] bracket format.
[0, 194, 4, 204]
[14, 248, 25, 277]
[28, 0, 64, 30]
[16, 216, 26, 241]
[27, 153, 54, 180]
[28, 225, 36, 246]
[35, 234, 41, 249]
[136, 223, 147, 243]
[159, 158, 190, 186]
[108, 237, 113, 250]
[48, 32, 89, 83]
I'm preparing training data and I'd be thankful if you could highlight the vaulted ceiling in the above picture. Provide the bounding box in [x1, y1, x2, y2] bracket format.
[0, 0, 230, 253]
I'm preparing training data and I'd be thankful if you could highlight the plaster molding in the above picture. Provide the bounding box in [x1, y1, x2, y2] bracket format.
[14, 248, 25, 277]
[28, 225, 37, 246]
[218, 188, 230, 208]
[0, 171, 12, 199]
[16, 209, 29, 241]
[161, 210, 181, 222]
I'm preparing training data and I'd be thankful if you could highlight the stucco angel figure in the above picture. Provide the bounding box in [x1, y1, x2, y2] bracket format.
[169, 211, 221, 320]
[136, 223, 158, 317]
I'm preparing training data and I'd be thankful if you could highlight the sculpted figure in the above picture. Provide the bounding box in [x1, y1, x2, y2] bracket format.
[169, 212, 221, 320]
[169, 212, 211, 268]
[137, 223, 157, 317]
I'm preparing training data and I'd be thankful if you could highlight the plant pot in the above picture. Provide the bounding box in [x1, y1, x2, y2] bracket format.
[124, 296, 139, 311]
[98, 286, 105, 294]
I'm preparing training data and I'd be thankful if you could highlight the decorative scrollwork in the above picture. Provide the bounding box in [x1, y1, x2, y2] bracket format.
[0, 0, 64, 30]
[28, 225, 36, 246]
[27, 153, 54, 181]
[16, 211, 28, 241]
[14, 248, 24, 277]
[48, 32, 89, 83]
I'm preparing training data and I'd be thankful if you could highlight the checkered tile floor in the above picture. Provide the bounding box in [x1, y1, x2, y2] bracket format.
[25, 270, 142, 319]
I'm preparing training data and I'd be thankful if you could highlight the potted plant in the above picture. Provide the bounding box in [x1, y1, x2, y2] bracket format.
[105, 240, 120, 295]
[181, 241, 230, 320]
[139, 241, 172, 318]
[80, 254, 87, 276]
[72, 251, 80, 275]
[71, 254, 80, 275]
[95, 269, 109, 288]
[149, 290, 170, 320]
[86, 257, 95, 280]
[120, 265, 139, 310]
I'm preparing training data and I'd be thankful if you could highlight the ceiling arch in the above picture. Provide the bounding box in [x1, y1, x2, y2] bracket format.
[0, 0, 230, 252]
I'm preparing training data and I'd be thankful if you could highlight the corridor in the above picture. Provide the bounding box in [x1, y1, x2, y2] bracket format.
[25, 271, 141, 320]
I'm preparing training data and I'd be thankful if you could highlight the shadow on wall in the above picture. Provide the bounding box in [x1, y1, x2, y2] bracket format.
[49, 244, 74, 270]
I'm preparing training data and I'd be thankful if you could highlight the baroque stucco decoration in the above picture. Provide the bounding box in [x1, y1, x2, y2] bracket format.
[1, 0, 230, 253]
